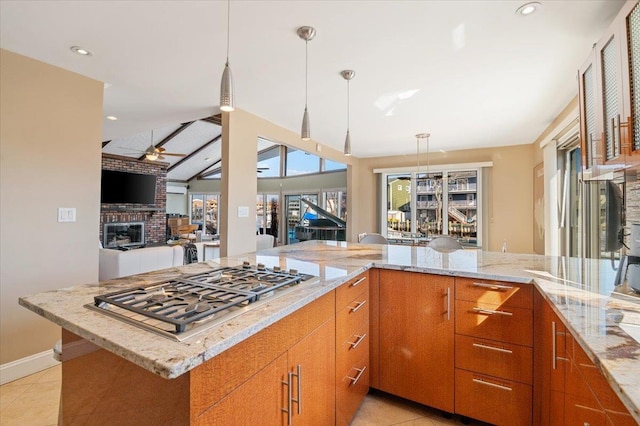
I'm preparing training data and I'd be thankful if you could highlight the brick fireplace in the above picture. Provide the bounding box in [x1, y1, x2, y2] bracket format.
[100, 154, 167, 245]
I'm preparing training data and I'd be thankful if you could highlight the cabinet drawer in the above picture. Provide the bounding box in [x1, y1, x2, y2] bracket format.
[455, 369, 532, 426]
[455, 277, 532, 310]
[336, 291, 369, 350]
[455, 299, 533, 347]
[455, 335, 532, 384]
[336, 272, 369, 309]
[336, 348, 369, 426]
[572, 339, 631, 414]
[565, 393, 607, 426]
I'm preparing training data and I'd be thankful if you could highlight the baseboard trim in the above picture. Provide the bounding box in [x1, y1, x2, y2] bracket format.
[0, 349, 59, 385]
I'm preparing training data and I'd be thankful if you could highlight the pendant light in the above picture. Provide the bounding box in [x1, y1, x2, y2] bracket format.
[416, 133, 430, 236]
[297, 26, 316, 141]
[220, 0, 234, 112]
[341, 70, 355, 156]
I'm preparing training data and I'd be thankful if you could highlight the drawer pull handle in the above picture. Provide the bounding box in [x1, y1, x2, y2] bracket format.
[346, 366, 367, 386]
[552, 321, 557, 370]
[472, 282, 514, 291]
[472, 342, 513, 354]
[472, 307, 513, 316]
[349, 333, 367, 349]
[350, 300, 367, 313]
[472, 377, 512, 392]
[350, 276, 367, 288]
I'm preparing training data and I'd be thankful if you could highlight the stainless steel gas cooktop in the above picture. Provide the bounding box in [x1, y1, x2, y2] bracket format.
[86, 263, 317, 341]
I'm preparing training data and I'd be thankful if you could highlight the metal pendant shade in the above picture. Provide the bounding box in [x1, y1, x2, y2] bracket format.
[341, 70, 355, 156]
[220, 60, 234, 112]
[301, 106, 311, 141]
[220, 0, 234, 112]
[344, 130, 352, 156]
[298, 26, 316, 141]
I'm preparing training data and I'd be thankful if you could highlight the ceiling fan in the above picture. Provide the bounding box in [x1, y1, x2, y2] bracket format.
[119, 130, 187, 161]
[143, 145, 186, 161]
[143, 130, 186, 161]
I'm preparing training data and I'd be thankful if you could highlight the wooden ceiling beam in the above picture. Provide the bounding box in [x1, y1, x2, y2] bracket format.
[137, 121, 196, 161]
[168, 134, 221, 172]
[188, 159, 221, 182]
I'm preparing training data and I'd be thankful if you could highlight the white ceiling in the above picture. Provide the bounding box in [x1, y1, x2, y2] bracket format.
[0, 0, 626, 158]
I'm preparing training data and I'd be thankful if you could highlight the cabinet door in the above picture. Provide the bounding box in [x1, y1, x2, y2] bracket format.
[194, 353, 288, 426]
[579, 50, 601, 173]
[378, 270, 454, 413]
[534, 291, 567, 426]
[617, 0, 640, 161]
[287, 317, 336, 426]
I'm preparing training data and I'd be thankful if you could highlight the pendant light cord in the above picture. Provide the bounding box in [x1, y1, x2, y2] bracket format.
[347, 79, 350, 130]
[226, 0, 230, 62]
[305, 40, 308, 108]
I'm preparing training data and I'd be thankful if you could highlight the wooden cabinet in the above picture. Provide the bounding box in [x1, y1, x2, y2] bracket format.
[533, 289, 636, 426]
[59, 292, 336, 425]
[193, 292, 336, 426]
[335, 271, 369, 426]
[286, 317, 336, 426]
[377, 270, 454, 413]
[454, 277, 533, 426]
[579, 0, 640, 175]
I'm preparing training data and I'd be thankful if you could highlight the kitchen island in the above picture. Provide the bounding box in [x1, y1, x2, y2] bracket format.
[19, 241, 640, 424]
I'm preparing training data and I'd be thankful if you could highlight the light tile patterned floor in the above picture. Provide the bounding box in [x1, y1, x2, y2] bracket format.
[0, 365, 485, 425]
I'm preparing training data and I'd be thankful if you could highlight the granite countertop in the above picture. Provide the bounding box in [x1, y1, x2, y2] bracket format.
[19, 241, 640, 421]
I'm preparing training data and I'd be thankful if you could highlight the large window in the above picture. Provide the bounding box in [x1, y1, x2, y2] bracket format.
[256, 193, 279, 240]
[323, 190, 347, 222]
[190, 193, 220, 236]
[286, 148, 321, 176]
[382, 165, 484, 247]
[257, 145, 280, 178]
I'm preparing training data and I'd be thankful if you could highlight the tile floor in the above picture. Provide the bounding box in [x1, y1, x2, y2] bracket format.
[0, 365, 486, 425]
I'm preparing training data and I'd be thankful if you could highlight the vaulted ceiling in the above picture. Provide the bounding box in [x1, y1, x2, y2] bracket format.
[0, 1, 626, 158]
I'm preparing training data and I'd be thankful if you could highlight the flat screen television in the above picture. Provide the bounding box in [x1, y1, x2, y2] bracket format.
[604, 180, 624, 252]
[101, 170, 157, 205]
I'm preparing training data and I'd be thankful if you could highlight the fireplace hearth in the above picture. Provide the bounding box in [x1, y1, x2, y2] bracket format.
[103, 222, 145, 248]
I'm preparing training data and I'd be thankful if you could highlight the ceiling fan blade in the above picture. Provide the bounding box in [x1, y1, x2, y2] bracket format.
[157, 147, 166, 153]
[161, 152, 187, 157]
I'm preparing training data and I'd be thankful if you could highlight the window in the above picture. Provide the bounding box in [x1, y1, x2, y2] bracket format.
[256, 193, 279, 240]
[323, 159, 347, 172]
[382, 166, 484, 247]
[190, 193, 220, 236]
[286, 148, 320, 176]
[257, 145, 280, 178]
[323, 190, 347, 222]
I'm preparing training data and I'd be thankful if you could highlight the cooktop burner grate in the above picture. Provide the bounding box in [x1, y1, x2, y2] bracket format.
[91, 264, 315, 337]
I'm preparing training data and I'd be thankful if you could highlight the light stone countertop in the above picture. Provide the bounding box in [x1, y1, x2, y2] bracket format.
[19, 241, 640, 422]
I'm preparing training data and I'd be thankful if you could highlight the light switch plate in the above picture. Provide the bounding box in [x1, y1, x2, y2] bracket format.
[237, 206, 249, 218]
[58, 207, 76, 222]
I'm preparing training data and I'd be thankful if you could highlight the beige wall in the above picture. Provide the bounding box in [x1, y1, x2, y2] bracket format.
[0, 50, 103, 364]
[219, 109, 354, 256]
[357, 144, 536, 253]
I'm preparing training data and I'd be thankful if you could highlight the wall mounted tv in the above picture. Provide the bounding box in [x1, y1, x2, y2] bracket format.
[101, 170, 157, 205]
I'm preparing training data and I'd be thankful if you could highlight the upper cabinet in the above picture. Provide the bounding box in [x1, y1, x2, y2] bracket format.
[579, 0, 640, 178]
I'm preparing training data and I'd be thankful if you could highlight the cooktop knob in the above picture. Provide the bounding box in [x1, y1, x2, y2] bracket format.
[289, 269, 298, 275]
[273, 266, 281, 272]
[257, 263, 266, 271]
[242, 261, 251, 268]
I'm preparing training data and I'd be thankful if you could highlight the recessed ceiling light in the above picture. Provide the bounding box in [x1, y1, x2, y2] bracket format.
[516, 2, 541, 16]
[70, 46, 93, 56]
[105, 115, 118, 121]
